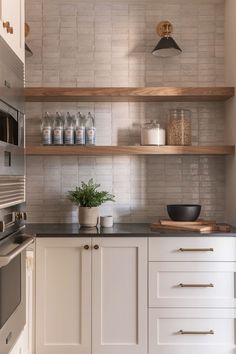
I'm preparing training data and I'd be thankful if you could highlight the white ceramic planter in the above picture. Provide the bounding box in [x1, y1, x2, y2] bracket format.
[79, 207, 99, 227]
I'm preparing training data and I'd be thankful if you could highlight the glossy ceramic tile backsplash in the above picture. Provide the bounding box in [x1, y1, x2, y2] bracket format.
[25, 0, 226, 223]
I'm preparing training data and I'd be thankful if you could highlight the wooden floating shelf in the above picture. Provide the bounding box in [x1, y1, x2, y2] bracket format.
[26, 145, 235, 156]
[24, 87, 235, 102]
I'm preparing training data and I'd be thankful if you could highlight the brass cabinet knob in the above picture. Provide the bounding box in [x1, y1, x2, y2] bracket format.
[84, 245, 90, 250]
[3, 21, 10, 29]
[7, 27, 13, 34]
[94, 245, 99, 250]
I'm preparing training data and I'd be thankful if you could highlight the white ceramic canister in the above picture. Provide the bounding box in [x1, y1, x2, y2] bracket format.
[141, 120, 166, 146]
[100, 216, 113, 228]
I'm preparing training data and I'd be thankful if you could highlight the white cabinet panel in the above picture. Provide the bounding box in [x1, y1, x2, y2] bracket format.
[25, 250, 34, 354]
[149, 262, 236, 308]
[9, 334, 22, 354]
[0, 1, 8, 45]
[92, 237, 147, 354]
[149, 308, 236, 354]
[0, 0, 24, 61]
[9, 250, 34, 354]
[149, 237, 236, 262]
[36, 238, 91, 354]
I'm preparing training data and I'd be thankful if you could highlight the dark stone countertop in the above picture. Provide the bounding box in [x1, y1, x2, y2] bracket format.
[25, 223, 236, 237]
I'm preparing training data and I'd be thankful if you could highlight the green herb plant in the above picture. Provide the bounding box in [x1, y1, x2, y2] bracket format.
[68, 179, 115, 208]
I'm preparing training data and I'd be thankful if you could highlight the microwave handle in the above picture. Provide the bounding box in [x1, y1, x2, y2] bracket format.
[0, 236, 34, 268]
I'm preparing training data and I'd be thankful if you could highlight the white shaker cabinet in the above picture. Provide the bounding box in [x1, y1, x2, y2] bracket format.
[149, 262, 236, 308]
[0, 0, 25, 62]
[92, 237, 147, 354]
[9, 335, 24, 354]
[148, 237, 236, 354]
[149, 308, 236, 354]
[35, 237, 148, 354]
[35, 238, 92, 354]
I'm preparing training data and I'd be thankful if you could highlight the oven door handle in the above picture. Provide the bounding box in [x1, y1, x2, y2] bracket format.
[0, 236, 34, 268]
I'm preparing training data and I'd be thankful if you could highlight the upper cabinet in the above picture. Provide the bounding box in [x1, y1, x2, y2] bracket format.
[0, 0, 25, 62]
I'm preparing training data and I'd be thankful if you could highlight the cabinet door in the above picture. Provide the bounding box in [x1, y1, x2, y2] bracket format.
[36, 238, 92, 354]
[0, 0, 9, 46]
[92, 237, 148, 354]
[0, 0, 24, 61]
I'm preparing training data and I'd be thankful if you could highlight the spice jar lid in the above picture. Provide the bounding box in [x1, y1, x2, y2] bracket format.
[169, 109, 191, 118]
[142, 120, 162, 129]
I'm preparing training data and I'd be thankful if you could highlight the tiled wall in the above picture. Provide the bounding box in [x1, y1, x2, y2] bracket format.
[25, 0, 226, 223]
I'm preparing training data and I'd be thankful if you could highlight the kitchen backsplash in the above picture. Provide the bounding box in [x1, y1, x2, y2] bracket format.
[25, 0, 226, 223]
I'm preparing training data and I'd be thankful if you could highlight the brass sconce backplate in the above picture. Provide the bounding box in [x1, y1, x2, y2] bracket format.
[157, 21, 173, 37]
[25, 23, 30, 38]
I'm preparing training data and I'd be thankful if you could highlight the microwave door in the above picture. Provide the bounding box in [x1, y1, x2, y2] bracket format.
[0, 113, 18, 146]
[0, 112, 8, 143]
[8, 115, 18, 145]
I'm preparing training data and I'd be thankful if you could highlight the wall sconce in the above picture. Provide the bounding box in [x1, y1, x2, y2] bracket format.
[152, 21, 182, 57]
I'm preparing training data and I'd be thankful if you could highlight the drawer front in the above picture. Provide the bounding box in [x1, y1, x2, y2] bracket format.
[149, 237, 236, 262]
[149, 308, 236, 354]
[149, 262, 236, 308]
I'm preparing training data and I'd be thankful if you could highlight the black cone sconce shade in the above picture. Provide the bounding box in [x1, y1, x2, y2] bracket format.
[152, 21, 182, 57]
[25, 43, 33, 57]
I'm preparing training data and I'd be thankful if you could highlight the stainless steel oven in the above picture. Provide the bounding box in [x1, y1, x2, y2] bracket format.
[0, 224, 33, 354]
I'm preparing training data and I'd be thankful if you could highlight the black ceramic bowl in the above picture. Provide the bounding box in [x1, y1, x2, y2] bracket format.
[167, 204, 201, 222]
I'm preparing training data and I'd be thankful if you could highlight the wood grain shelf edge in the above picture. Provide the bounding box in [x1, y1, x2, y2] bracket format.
[25, 145, 235, 156]
[24, 87, 235, 102]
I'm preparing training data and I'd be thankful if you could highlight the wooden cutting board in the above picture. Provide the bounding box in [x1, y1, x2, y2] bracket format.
[151, 220, 231, 233]
[159, 220, 216, 226]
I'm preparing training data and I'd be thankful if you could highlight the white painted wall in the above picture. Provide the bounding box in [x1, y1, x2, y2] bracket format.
[225, 0, 236, 226]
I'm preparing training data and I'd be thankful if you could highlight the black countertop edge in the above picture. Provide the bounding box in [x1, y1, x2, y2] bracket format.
[25, 223, 236, 237]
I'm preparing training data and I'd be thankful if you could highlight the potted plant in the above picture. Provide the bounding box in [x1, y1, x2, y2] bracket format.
[67, 179, 115, 227]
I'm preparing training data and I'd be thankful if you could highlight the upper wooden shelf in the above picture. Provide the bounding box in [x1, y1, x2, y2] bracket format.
[26, 145, 235, 156]
[24, 87, 235, 102]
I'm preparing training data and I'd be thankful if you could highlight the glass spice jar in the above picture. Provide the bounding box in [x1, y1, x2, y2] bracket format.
[167, 109, 192, 146]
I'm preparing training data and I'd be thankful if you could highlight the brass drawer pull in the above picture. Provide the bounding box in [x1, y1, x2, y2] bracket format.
[179, 330, 214, 335]
[179, 248, 214, 252]
[179, 283, 214, 288]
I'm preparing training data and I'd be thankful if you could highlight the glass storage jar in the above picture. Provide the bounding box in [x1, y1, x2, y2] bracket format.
[167, 109, 192, 146]
[141, 120, 166, 146]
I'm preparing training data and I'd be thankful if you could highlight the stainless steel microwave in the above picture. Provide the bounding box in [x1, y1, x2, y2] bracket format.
[0, 99, 25, 177]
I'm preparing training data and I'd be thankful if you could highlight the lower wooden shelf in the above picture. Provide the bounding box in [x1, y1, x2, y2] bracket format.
[26, 145, 235, 156]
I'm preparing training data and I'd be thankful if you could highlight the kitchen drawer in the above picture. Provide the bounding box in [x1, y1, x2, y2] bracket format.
[149, 308, 236, 354]
[149, 262, 236, 308]
[149, 237, 236, 262]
